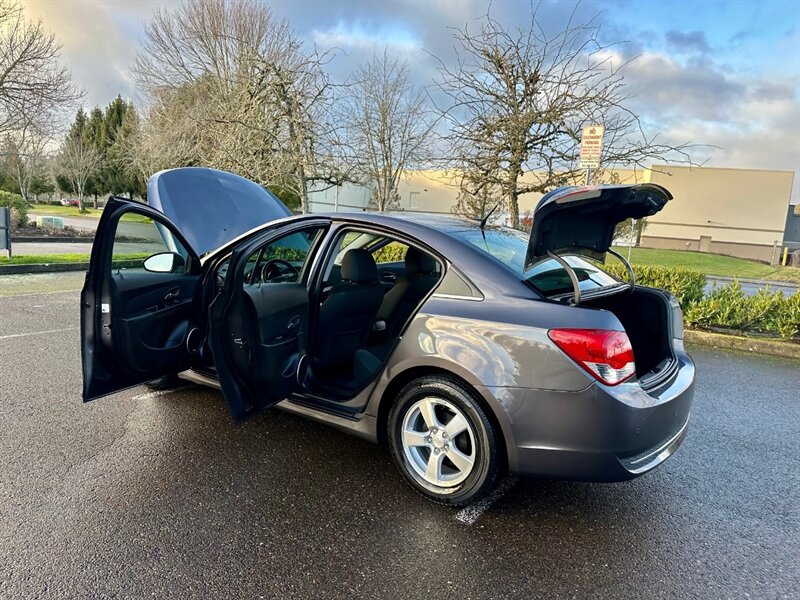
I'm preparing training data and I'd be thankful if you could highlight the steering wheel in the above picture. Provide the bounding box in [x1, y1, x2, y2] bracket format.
[259, 258, 299, 282]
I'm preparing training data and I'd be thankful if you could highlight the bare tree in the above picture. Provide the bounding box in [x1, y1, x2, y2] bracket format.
[2, 117, 52, 202]
[341, 51, 435, 212]
[0, 0, 80, 136]
[133, 0, 348, 212]
[434, 7, 698, 229]
[452, 165, 503, 219]
[58, 135, 101, 212]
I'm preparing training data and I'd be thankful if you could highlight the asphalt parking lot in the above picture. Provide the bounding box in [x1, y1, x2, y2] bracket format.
[1, 273, 798, 599]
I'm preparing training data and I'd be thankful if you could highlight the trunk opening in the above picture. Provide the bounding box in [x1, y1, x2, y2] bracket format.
[582, 287, 677, 388]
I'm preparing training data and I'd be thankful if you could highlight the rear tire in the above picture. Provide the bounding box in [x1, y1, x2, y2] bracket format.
[388, 375, 502, 506]
[143, 373, 181, 391]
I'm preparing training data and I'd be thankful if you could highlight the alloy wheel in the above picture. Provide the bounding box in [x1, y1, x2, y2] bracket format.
[400, 396, 477, 487]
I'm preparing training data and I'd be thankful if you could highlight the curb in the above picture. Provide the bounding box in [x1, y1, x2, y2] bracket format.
[0, 259, 141, 276]
[685, 329, 800, 360]
[0, 262, 89, 275]
[12, 237, 94, 243]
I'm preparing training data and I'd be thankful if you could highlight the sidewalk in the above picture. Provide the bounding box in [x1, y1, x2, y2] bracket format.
[705, 275, 799, 296]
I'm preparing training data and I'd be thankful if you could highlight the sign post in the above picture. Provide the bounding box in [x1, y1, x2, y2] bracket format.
[579, 125, 605, 185]
[0, 207, 11, 259]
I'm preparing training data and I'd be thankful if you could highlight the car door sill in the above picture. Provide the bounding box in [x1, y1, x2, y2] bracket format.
[177, 368, 378, 442]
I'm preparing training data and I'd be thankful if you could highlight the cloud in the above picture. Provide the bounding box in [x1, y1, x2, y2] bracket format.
[665, 30, 711, 53]
[616, 50, 799, 202]
[312, 21, 419, 51]
[19, 0, 153, 109]
[614, 52, 746, 123]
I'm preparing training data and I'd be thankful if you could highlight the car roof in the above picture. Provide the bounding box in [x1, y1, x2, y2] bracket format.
[321, 210, 507, 237]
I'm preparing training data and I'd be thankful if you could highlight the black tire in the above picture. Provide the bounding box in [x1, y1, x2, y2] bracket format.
[143, 373, 181, 391]
[388, 375, 503, 506]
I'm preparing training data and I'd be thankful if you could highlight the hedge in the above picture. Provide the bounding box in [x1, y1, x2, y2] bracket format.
[603, 262, 706, 309]
[684, 281, 800, 340]
[0, 191, 28, 227]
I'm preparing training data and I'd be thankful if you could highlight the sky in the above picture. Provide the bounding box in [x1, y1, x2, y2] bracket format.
[19, 0, 800, 204]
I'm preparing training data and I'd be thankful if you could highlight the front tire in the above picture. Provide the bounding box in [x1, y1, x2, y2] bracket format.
[388, 375, 502, 506]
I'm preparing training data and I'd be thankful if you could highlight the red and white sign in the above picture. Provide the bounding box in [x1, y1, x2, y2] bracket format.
[579, 125, 605, 169]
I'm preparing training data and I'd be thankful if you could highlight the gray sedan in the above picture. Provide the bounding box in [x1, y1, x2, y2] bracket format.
[81, 168, 694, 505]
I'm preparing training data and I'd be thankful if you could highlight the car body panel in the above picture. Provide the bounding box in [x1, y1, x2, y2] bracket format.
[147, 167, 292, 256]
[526, 183, 673, 266]
[487, 349, 694, 477]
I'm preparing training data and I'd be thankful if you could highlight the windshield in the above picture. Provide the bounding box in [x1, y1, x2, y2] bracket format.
[449, 227, 620, 295]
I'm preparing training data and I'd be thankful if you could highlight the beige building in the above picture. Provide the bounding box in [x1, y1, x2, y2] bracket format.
[309, 165, 795, 263]
[641, 166, 794, 263]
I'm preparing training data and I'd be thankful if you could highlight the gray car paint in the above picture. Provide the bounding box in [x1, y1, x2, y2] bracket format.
[179, 210, 693, 481]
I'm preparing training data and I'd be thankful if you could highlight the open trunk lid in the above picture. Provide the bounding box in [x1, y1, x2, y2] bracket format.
[525, 183, 672, 270]
[147, 167, 292, 256]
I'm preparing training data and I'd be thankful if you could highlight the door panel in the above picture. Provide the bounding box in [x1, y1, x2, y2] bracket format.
[376, 260, 405, 293]
[209, 223, 327, 422]
[82, 198, 201, 401]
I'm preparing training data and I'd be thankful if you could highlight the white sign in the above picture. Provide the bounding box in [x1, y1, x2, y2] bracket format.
[579, 125, 605, 169]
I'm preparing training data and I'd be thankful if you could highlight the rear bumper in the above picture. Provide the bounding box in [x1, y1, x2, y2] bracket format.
[481, 350, 695, 481]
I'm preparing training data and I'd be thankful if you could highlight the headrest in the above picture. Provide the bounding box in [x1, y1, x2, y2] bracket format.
[405, 247, 436, 275]
[341, 249, 377, 282]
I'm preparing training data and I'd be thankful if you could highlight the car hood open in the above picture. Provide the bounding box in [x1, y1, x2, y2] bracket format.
[525, 183, 672, 270]
[146, 167, 292, 256]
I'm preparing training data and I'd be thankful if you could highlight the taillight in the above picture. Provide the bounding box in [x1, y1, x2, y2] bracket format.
[548, 329, 636, 386]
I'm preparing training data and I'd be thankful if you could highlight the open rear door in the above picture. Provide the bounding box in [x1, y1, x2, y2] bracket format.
[208, 222, 327, 422]
[526, 183, 672, 270]
[82, 198, 202, 400]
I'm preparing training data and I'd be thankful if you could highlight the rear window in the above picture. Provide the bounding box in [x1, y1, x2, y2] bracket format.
[449, 227, 619, 295]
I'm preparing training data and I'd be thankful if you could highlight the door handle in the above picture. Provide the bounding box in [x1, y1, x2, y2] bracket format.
[383, 272, 396, 281]
[287, 315, 301, 331]
[164, 287, 180, 304]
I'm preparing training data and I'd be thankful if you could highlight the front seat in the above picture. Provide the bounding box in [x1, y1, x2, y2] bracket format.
[313, 249, 385, 373]
[377, 247, 439, 339]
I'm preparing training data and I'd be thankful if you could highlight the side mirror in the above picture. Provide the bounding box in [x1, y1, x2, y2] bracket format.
[143, 252, 185, 274]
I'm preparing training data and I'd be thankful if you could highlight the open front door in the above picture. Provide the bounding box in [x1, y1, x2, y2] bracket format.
[82, 197, 202, 401]
[209, 222, 327, 422]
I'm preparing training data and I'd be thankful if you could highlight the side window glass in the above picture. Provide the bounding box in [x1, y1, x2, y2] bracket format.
[111, 213, 189, 275]
[245, 228, 323, 285]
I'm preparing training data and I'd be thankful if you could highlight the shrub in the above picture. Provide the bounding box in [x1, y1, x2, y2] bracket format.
[0, 190, 28, 227]
[684, 281, 800, 340]
[372, 241, 408, 264]
[603, 262, 706, 309]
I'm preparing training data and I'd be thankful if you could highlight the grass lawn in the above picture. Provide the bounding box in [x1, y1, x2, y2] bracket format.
[1, 253, 149, 265]
[29, 205, 103, 218]
[612, 246, 800, 284]
[29, 204, 151, 223]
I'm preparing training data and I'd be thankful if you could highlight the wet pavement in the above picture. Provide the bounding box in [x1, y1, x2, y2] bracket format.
[0, 275, 798, 599]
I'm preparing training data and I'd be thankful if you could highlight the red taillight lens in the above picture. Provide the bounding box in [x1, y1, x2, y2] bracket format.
[548, 329, 636, 386]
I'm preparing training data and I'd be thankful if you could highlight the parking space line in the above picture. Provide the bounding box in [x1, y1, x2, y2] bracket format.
[0, 288, 82, 299]
[454, 477, 518, 525]
[131, 387, 192, 401]
[0, 327, 79, 341]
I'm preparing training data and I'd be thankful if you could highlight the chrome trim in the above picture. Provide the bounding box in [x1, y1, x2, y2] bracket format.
[546, 250, 581, 305]
[431, 293, 483, 302]
[620, 415, 690, 474]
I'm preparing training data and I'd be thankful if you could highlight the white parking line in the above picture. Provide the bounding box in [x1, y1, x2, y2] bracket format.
[0, 327, 78, 341]
[0, 288, 82, 299]
[454, 477, 518, 525]
[131, 387, 191, 401]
